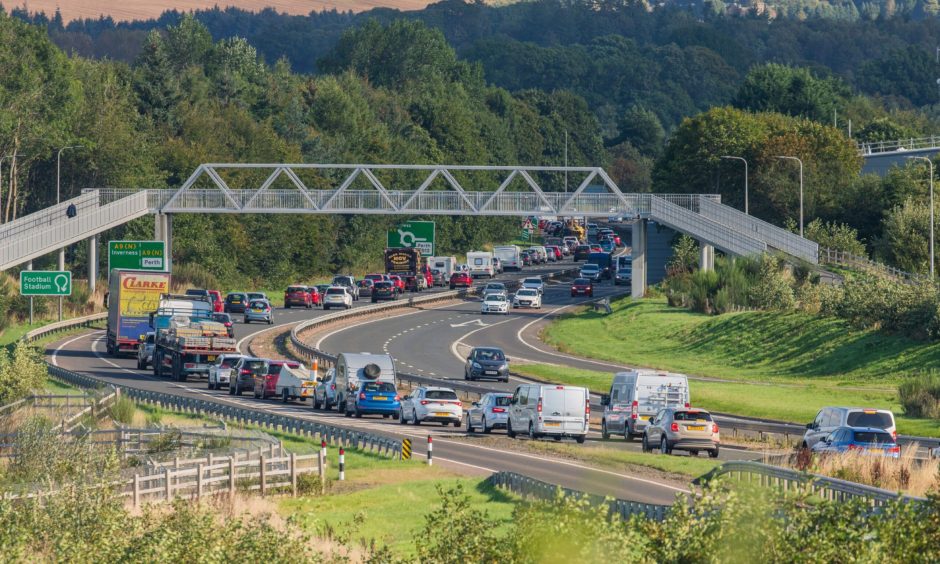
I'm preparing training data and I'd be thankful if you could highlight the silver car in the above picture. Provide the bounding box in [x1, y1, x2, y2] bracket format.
[642, 407, 720, 458]
[313, 367, 338, 410]
[136, 332, 155, 370]
[244, 299, 273, 324]
[466, 392, 513, 433]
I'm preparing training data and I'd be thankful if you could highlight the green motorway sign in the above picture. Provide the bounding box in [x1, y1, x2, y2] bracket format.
[108, 241, 166, 273]
[387, 221, 435, 256]
[20, 271, 71, 296]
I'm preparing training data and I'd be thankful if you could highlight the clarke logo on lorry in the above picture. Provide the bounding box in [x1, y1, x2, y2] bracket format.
[121, 276, 169, 291]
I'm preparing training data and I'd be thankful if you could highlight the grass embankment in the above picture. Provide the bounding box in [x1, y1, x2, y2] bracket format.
[532, 298, 940, 437]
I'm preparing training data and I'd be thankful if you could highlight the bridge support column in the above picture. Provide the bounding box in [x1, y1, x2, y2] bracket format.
[88, 234, 97, 294]
[699, 243, 714, 272]
[631, 219, 647, 299]
[154, 213, 173, 272]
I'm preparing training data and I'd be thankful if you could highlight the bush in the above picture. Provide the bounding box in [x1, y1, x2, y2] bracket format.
[108, 396, 136, 425]
[804, 218, 867, 256]
[172, 262, 220, 292]
[749, 255, 795, 311]
[0, 342, 49, 404]
[899, 374, 940, 418]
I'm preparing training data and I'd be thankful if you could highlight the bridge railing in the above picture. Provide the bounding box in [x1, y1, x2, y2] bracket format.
[0, 191, 100, 242]
[650, 196, 767, 257]
[699, 197, 818, 263]
[858, 136, 940, 155]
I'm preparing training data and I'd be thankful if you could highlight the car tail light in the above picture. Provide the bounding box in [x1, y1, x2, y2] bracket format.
[892, 430, 897, 441]
[185, 363, 196, 369]
[684, 402, 690, 408]
[394, 395, 401, 401]
[848, 444, 860, 451]
[670, 422, 679, 432]
[492, 407, 506, 413]
[585, 401, 590, 418]
[889, 445, 901, 455]
[330, 384, 335, 391]
[537, 397, 543, 413]
[631, 401, 638, 420]
[712, 423, 719, 433]
[359, 392, 367, 400]
[240, 369, 250, 375]
[420, 400, 430, 405]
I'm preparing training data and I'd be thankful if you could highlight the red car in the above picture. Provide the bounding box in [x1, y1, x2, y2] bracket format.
[284, 285, 314, 309]
[590, 244, 602, 252]
[365, 273, 387, 284]
[450, 271, 473, 289]
[208, 290, 224, 313]
[546, 246, 563, 260]
[389, 275, 405, 293]
[253, 360, 302, 400]
[571, 278, 594, 297]
[418, 264, 434, 288]
[308, 286, 322, 306]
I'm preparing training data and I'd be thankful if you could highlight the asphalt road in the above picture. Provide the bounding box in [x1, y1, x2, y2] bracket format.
[46, 257, 695, 505]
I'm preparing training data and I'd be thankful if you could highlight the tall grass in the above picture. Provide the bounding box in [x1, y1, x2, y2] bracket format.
[796, 447, 939, 497]
[899, 374, 940, 418]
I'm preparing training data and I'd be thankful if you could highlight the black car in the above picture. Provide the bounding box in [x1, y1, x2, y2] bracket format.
[229, 357, 266, 396]
[210, 312, 235, 338]
[371, 281, 397, 302]
[573, 245, 592, 262]
[520, 250, 533, 266]
[224, 292, 248, 313]
[464, 347, 510, 382]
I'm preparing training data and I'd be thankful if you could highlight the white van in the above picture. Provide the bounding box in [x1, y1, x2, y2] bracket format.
[333, 353, 396, 412]
[508, 384, 589, 443]
[427, 256, 458, 279]
[493, 245, 523, 271]
[466, 251, 496, 278]
[601, 370, 690, 440]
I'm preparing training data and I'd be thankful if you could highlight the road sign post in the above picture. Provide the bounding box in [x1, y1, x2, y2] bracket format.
[108, 241, 167, 273]
[387, 221, 435, 256]
[20, 271, 72, 325]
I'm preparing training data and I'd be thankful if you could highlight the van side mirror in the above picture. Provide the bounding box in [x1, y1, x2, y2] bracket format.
[600, 394, 610, 406]
[510, 397, 518, 405]
[806, 423, 815, 430]
[505, 357, 511, 362]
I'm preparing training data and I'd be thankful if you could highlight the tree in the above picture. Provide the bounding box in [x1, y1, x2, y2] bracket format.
[133, 30, 179, 122]
[611, 106, 665, 157]
[734, 64, 850, 124]
[877, 197, 936, 275]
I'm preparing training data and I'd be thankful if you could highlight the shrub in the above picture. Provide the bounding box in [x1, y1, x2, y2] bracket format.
[804, 218, 867, 256]
[108, 396, 136, 425]
[415, 483, 503, 562]
[0, 342, 49, 404]
[748, 255, 795, 311]
[172, 262, 220, 292]
[899, 374, 940, 418]
[147, 430, 182, 454]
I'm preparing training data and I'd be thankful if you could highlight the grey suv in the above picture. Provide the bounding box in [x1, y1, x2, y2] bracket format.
[642, 407, 720, 458]
[229, 357, 266, 396]
[331, 275, 359, 301]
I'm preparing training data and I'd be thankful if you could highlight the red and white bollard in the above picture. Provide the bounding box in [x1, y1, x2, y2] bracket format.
[338, 447, 345, 481]
[427, 435, 433, 466]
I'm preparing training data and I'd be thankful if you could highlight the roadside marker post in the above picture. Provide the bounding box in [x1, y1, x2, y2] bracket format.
[401, 438, 412, 460]
[427, 435, 433, 466]
[338, 447, 345, 481]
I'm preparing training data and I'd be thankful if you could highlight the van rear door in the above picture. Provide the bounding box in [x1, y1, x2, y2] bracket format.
[635, 377, 689, 418]
[541, 386, 586, 433]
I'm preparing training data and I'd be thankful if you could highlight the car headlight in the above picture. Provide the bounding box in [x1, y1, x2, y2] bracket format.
[473, 362, 481, 369]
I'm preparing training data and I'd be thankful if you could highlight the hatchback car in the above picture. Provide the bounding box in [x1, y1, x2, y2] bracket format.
[481, 282, 507, 298]
[546, 246, 563, 261]
[210, 312, 235, 337]
[136, 332, 155, 370]
[345, 380, 401, 418]
[599, 240, 615, 253]
[389, 275, 405, 294]
[811, 426, 900, 458]
[244, 300, 273, 324]
[573, 245, 592, 261]
[253, 360, 302, 400]
[464, 347, 510, 382]
[315, 284, 331, 299]
[323, 286, 352, 310]
[224, 292, 248, 313]
[520, 251, 533, 266]
[399, 387, 463, 426]
[614, 267, 632, 286]
[371, 281, 397, 302]
[229, 357, 267, 396]
[579, 264, 602, 281]
[357, 279, 375, 298]
[284, 285, 314, 308]
[520, 278, 545, 294]
[208, 353, 245, 389]
[246, 292, 269, 303]
[208, 290, 224, 313]
[642, 407, 720, 458]
[466, 393, 513, 433]
[571, 278, 594, 297]
[481, 293, 510, 315]
[450, 272, 473, 289]
[313, 367, 338, 410]
[512, 288, 542, 309]
[332, 275, 359, 301]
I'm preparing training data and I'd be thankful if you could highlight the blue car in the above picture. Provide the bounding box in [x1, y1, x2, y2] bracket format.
[599, 239, 615, 253]
[810, 426, 900, 458]
[344, 381, 400, 418]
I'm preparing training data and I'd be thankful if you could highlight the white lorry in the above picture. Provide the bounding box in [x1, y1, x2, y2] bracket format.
[332, 353, 397, 412]
[493, 245, 523, 271]
[466, 251, 496, 278]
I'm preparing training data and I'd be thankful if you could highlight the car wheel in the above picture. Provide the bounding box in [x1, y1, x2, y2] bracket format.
[482, 417, 492, 434]
[507, 419, 516, 438]
[624, 427, 634, 442]
[355, 406, 362, 418]
[575, 435, 586, 444]
[501, 377, 509, 383]
[282, 389, 290, 403]
[467, 416, 474, 433]
[660, 437, 671, 455]
[234, 384, 241, 396]
[412, 410, 420, 425]
[529, 422, 539, 439]
[453, 420, 460, 428]
[709, 447, 720, 459]
[642, 434, 649, 452]
[285, 304, 290, 309]
[228, 383, 235, 395]
[601, 420, 610, 440]
[399, 409, 406, 424]
[690, 450, 699, 457]
[268, 319, 273, 325]
[313, 395, 321, 410]
[208, 380, 214, 390]
[244, 318, 249, 324]
[344, 406, 352, 417]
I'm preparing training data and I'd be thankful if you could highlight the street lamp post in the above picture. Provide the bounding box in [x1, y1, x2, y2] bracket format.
[720, 155, 749, 215]
[56, 145, 81, 204]
[776, 156, 804, 237]
[564, 129, 568, 193]
[908, 156, 935, 278]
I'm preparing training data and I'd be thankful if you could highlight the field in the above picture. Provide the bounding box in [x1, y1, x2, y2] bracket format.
[11, 1, 434, 23]
[532, 298, 940, 437]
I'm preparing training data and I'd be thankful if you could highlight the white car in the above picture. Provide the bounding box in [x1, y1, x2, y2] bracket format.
[512, 288, 542, 309]
[322, 286, 353, 310]
[399, 386, 463, 427]
[208, 354, 245, 390]
[481, 293, 510, 314]
[520, 277, 545, 295]
[579, 264, 601, 281]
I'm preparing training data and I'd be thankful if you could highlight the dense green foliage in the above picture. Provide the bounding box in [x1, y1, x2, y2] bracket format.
[900, 373, 940, 418]
[0, 343, 48, 404]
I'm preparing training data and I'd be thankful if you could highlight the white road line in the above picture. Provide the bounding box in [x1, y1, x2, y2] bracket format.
[514, 306, 631, 370]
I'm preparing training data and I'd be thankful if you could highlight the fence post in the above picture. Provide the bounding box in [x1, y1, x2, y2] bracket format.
[318, 449, 326, 486]
[339, 447, 345, 481]
[427, 435, 433, 466]
[165, 467, 172, 502]
[197, 463, 204, 500]
[229, 457, 236, 498]
[291, 453, 297, 497]
[133, 473, 140, 508]
[260, 455, 266, 496]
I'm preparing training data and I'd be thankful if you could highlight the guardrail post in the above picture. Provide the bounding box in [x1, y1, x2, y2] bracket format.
[427, 435, 433, 466]
[338, 447, 345, 481]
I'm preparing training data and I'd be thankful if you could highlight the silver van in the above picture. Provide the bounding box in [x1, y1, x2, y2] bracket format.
[507, 384, 588, 443]
[802, 407, 897, 449]
[601, 370, 690, 440]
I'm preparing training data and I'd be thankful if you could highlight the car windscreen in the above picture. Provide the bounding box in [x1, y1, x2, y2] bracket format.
[244, 360, 266, 372]
[523, 279, 541, 285]
[852, 431, 893, 444]
[332, 277, 350, 285]
[475, 349, 505, 361]
[211, 314, 230, 322]
[486, 284, 505, 290]
[494, 396, 512, 407]
[486, 295, 506, 302]
[247, 293, 265, 300]
[425, 390, 459, 400]
[286, 286, 306, 293]
[517, 289, 537, 296]
[220, 358, 238, 368]
[674, 411, 713, 421]
[248, 301, 268, 309]
[227, 294, 244, 301]
[375, 282, 392, 289]
[582, 264, 599, 270]
[363, 382, 396, 393]
[325, 288, 345, 295]
[358, 280, 373, 287]
[846, 411, 893, 429]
